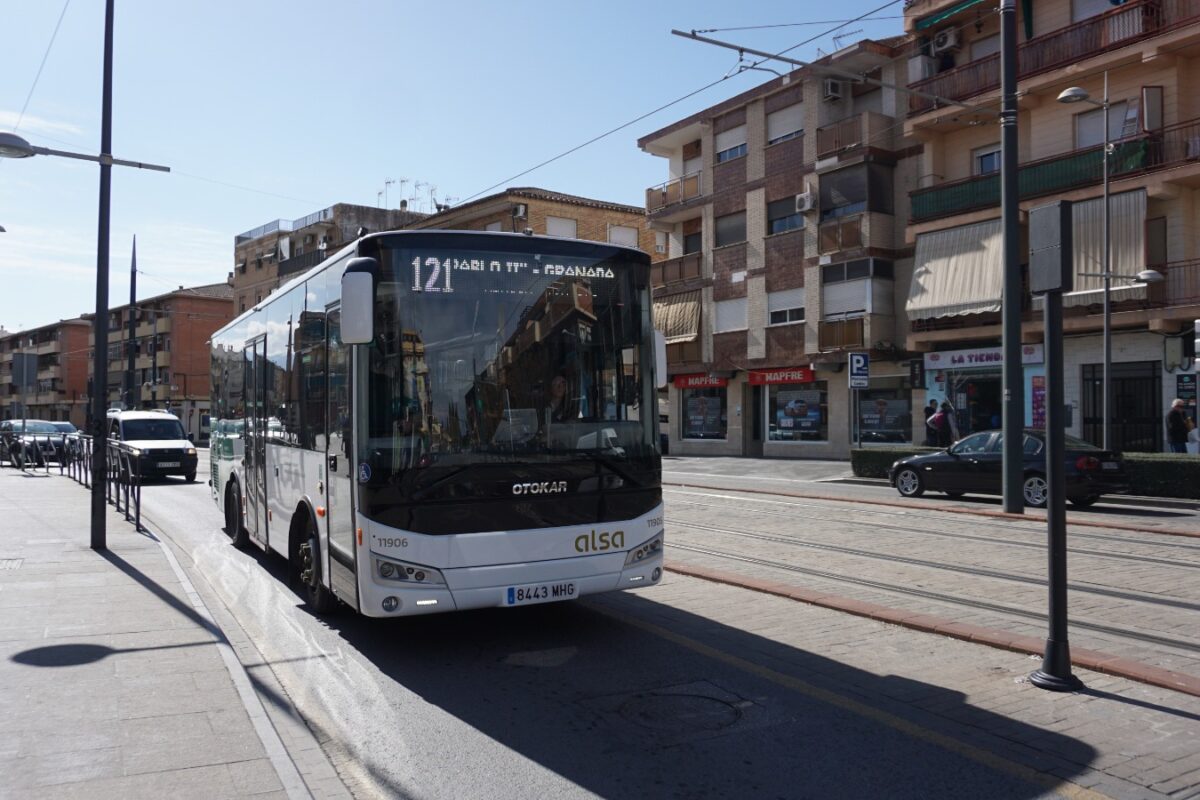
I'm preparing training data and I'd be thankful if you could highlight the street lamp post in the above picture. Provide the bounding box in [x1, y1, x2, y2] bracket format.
[1057, 73, 1115, 449]
[0, 0, 168, 551]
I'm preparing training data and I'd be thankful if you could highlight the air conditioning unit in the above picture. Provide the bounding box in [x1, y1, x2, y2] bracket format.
[512, 203, 528, 219]
[823, 78, 845, 101]
[795, 191, 816, 213]
[931, 28, 959, 54]
[907, 54, 937, 84]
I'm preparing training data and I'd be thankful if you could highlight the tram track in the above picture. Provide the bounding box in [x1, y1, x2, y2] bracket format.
[671, 517, 1200, 611]
[665, 490, 1200, 566]
[665, 541, 1200, 655]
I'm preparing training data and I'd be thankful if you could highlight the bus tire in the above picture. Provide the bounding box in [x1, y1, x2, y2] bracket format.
[294, 511, 337, 615]
[184, 471, 196, 483]
[226, 482, 249, 548]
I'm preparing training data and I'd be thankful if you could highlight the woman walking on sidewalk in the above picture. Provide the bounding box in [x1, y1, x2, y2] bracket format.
[1166, 398, 1192, 454]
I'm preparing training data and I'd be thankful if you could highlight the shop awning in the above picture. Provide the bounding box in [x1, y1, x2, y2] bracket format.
[653, 289, 701, 344]
[915, 0, 987, 30]
[906, 218, 1003, 321]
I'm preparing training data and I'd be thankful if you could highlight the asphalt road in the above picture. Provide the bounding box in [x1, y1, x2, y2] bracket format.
[135, 458, 1084, 800]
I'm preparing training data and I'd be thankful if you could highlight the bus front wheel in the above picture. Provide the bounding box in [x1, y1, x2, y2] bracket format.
[296, 514, 337, 615]
[226, 482, 249, 548]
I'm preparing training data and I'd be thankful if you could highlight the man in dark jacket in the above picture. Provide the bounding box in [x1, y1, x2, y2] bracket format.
[1166, 398, 1190, 454]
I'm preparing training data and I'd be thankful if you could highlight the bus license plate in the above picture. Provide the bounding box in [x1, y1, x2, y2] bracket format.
[159, 461, 181, 468]
[506, 581, 576, 607]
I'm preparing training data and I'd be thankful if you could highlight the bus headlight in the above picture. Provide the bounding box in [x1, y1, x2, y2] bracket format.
[374, 556, 446, 586]
[624, 533, 663, 566]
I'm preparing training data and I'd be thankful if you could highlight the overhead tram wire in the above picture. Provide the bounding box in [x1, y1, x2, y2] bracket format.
[10, 0, 72, 133]
[458, 0, 905, 203]
[693, 18, 903, 33]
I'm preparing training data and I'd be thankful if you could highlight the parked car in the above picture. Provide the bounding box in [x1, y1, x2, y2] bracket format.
[888, 428, 1129, 508]
[0, 419, 68, 467]
[108, 410, 198, 481]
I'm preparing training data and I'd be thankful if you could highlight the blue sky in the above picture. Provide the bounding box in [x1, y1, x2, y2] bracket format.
[0, 0, 904, 330]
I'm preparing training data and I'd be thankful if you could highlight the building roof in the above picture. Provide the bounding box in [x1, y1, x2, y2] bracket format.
[414, 187, 644, 226]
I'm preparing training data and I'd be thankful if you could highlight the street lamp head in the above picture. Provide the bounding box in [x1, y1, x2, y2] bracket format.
[0, 132, 36, 159]
[1056, 86, 1091, 104]
[1135, 269, 1165, 284]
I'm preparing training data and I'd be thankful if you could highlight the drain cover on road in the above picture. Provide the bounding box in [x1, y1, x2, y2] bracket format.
[582, 680, 768, 748]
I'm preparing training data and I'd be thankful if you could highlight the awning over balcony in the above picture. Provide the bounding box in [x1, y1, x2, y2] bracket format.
[915, 0, 987, 30]
[907, 219, 1003, 320]
[653, 289, 701, 344]
[1065, 189, 1147, 308]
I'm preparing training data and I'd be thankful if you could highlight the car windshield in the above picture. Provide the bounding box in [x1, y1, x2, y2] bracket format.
[11, 421, 59, 434]
[52, 422, 77, 433]
[122, 418, 186, 441]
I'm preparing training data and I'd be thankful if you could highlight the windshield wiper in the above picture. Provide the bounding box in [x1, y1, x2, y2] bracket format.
[577, 450, 644, 488]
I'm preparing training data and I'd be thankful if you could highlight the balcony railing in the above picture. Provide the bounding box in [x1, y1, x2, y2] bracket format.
[278, 249, 329, 278]
[816, 116, 864, 159]
[818, 317, 865, 350]
[650, 252, 703, 288]
[910, 0, 1200, 115]
[911, 117, 1200, 222]
[646, 172, 703, 213]
[1150, 258, 1200, 309]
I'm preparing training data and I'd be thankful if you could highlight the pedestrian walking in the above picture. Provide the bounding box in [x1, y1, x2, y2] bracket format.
[1166, 398, 1193, 454]
[923, 399, 939, 446]
[935, 401, 959, 447]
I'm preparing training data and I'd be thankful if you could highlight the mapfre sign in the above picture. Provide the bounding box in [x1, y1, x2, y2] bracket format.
[673, 373, 728, 389]
[748, 367, 815, 385]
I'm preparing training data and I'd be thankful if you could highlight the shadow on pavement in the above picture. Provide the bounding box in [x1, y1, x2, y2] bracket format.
[309, 593, 1098, 799]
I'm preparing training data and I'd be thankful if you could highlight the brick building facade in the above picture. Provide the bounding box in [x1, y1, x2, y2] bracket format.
[0, 318, 92, 425]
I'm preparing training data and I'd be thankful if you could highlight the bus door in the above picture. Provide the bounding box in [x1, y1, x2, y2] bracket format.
[244, 337, 269, 547]
[324, 305, 358, 605]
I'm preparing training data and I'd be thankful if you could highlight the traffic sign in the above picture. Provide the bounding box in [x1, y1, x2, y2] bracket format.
[849, 352, 869, 389]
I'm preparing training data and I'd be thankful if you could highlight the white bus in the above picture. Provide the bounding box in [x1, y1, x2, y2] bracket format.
[210, 230, 666, 616]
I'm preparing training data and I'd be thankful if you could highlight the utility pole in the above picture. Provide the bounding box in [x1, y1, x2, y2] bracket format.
[125, 235, 136, 410]
[1000, 0, 1025, 514]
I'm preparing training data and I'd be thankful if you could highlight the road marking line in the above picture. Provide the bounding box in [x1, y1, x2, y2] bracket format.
[590, 604, 1111, 800]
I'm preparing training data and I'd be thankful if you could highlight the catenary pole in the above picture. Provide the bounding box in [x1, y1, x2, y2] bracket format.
[1000, 0, 1024, 514]
[126, 235, 136, 410]
[90, 0, 115, 551]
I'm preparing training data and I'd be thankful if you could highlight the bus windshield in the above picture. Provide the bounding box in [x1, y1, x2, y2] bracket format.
[364, 240, 656, 478]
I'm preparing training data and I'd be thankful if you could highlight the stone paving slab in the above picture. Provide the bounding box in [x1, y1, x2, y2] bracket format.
[0, 468, 347, 799]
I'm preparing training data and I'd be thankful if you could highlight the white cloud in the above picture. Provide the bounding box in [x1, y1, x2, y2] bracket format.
[0, 110, 85, 139]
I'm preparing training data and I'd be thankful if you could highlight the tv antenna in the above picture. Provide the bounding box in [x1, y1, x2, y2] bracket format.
[833, 28, 864, 49]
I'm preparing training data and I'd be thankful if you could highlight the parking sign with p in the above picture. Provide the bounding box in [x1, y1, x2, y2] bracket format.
[849, 352, 869, 389]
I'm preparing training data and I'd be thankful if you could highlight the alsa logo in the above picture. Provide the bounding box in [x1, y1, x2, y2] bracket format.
[512, 481, 568, 496]
[575, 530, 625, 553]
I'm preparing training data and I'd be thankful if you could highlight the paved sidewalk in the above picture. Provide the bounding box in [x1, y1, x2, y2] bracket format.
[0, 467, 348, 799]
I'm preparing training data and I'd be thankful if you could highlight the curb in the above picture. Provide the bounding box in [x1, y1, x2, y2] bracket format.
[664, 480, 1200, 539]
[667, 562, 1200, 699]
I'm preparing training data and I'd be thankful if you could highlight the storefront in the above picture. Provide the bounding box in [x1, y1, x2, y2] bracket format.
[751, 367, 827, 443]
[674, 373, 729, 441]
[922, 344, 1045, 437]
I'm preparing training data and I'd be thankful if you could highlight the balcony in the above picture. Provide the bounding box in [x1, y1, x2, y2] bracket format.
[909, 0, 1200, 115]
[818, 215, 864, 254]
[815, 112, 895, 160]
[910, 117, 1200, 222]
[1148, 258, 1200, 310]
[650, 252, 703, 288]
[818, 316, 865, 350]
[645, 172, 703, 213]
[278, 249, 329, 279]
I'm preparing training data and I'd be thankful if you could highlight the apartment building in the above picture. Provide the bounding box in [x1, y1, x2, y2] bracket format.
[0, 318, 92, 425]
[86, 283, 234, 439]
[232, 204, 423, 314]
[903, 0, 1200, 451]
[639, 37, 923, 459]
[409, 187, 659, 252]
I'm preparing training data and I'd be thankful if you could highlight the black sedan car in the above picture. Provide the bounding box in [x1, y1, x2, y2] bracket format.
[0, 419, 69, 467]
[888, 429, 1129, 508]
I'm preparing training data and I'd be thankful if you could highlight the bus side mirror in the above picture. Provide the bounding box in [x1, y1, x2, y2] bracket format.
[341, 257, 379, 344]
[654, 330, 667, 389]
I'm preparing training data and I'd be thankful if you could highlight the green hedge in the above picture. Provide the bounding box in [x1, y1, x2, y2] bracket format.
[850, 447, 937, 479]
[850, 447, 1200, 499]
[1122, 453, 1200, 500]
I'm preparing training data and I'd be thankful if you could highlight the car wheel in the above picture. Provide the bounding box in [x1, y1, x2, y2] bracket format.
[226, 482, 249, 548]
[184, 471, 197, 483]
[298, 517, 338, 615]
[895, 468, 924, 498]
[1022, 474, 1048, 508]
[1069, 495, 1100, 508]
[944, 491, 965, 499]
